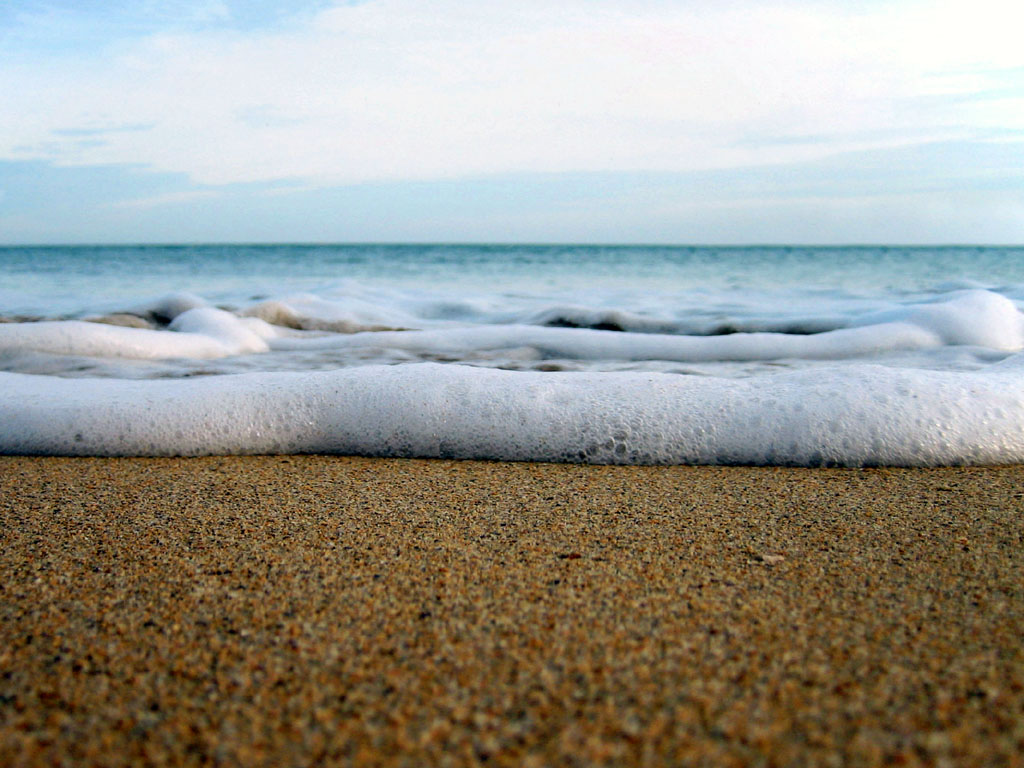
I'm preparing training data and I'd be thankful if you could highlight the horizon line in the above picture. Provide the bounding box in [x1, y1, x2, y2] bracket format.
[3, 241, 1023, 249]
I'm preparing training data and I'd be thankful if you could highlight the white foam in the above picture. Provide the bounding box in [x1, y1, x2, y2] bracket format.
[850, 290, 1024, 350]
[3, 290, 1020, 371]
[268, 321, 946, 362]
[268, 290, 1022, 363]
[1, 288, 1022, 396]
[168, 308, 277, 352]
[0, 308, 275, 360]
[3, 362, 1024, 465]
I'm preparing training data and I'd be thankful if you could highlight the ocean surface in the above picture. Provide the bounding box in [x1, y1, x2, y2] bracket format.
[3, 244, 1024, 465]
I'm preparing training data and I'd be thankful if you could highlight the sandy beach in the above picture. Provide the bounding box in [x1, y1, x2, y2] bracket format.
[1, 455, 1022, 766]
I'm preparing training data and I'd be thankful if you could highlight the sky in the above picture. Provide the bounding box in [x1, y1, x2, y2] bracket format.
[0, 0, 1022, 244]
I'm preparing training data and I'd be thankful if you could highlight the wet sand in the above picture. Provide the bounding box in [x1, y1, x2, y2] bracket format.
[1, 456, 1023, 766]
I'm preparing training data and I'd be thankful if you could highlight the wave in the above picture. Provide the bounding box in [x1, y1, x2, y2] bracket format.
[3, 287, 1024, 465]
[3, 360, 1024, 465]
[0, 290, 1020, 373]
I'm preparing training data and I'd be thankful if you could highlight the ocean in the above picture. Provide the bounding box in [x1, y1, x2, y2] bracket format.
[3, 243, 1024, 465]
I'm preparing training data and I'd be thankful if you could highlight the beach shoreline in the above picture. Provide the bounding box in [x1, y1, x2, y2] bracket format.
[2, 455, 1022, 765]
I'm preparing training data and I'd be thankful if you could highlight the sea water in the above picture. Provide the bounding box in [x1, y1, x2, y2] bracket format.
[2, 244, 1024, 465]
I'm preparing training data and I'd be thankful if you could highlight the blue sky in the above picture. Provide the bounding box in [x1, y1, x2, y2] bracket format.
[1, 0, 1022, 244]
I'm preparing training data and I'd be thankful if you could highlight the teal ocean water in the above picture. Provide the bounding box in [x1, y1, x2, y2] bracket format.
[3, 244, 1023, 321]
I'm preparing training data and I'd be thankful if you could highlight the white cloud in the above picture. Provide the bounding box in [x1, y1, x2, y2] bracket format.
[1, 0, 1022, 186]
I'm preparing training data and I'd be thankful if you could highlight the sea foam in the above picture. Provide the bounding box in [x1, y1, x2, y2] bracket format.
[0, 308, 277, 360]
[3, 361, 1024, 465]
[3, 288, 1024, 465]
[1, 290, 1020, 366]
